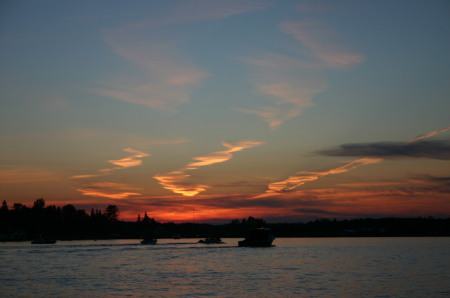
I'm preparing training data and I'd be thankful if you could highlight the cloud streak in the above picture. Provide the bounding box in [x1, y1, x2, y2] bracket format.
[91, 37, 208, 111]
[236, 53, 325, 129]
[318, 139, 450, 160]
[71, 148, 149, 200]
[154, 140, 264, 196]
[76, 182, 142, 200]
[237, 19, 364, 129]
[92, 0, 271, 111]
[406, 126, 450, 143]
[264, 157, 382, 195]
[280, 21, 365, 68]
[264, 126, 450, 194]
[71, 147, 150, 179]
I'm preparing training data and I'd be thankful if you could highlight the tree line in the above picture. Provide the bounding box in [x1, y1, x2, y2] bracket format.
[1, 199, 449, 241]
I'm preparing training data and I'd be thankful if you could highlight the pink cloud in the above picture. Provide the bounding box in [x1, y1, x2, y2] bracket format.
[236, 19, 364, 129]
[280, 21, 365, 68]
[92, 0, 272, 111]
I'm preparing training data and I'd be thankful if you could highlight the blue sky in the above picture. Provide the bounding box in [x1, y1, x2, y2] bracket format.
[1, 0, 449, 222]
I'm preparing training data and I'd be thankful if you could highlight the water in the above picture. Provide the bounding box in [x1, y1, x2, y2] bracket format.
[1, 237, 449, 297]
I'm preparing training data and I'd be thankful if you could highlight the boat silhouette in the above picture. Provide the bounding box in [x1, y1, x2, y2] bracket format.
[238, 228, 275, 247]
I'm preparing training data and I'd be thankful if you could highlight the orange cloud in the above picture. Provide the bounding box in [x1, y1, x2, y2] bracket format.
[108, 148, 150, 168]
[76, 182, 142, 200]
[154, 140, 264, 196]
[71, 147, 149, 179]
[153, 171, 209, 197]
[264, 157, 383, 194]
[103, 179, 450, 221]
[406, 126, 450, 143]
[187, 141, 264, 168]
[71, 148, 149, 199]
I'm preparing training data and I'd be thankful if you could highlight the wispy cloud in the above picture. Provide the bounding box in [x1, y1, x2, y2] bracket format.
[318, 139, 450, 160]
[280, 21, 364, 68]
[76, 182, 142, 200]
[406, 126, 450, 143]
[264, 126, 450, 194]
[237, 18, 364, 129]
[91, 37, 208, 110]
[71, 147, 149, 179]
[410, 175, 450, 186]
[71, 148, 149, 199]
[236, 53, 325, 129]
[263, 157, 382, 195]
[108, 148, 150, 168]
[91, 0, 271, 111]
[154, 140, 264, 196]
[153, 171, 209, 197]
[319, 126, 450, 160]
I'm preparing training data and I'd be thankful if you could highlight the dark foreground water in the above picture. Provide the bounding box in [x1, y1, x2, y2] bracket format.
[1, 237, 449, 297]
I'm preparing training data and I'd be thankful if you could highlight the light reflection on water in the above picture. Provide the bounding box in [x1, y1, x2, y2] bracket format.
[1, 238, 449, 297]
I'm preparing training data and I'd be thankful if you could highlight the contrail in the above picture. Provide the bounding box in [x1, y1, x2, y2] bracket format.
[265, 126, 450, 194]
[405, 126, 450, 143]
[265, 157, 382, 194]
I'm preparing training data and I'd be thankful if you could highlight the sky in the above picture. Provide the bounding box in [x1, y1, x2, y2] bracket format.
[1, 0, 449, 223]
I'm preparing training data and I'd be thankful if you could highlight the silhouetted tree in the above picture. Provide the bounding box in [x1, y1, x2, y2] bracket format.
[32, 198, 45, 210]
[105, 205, 119, 221]
[62, 204, 77, 220]
[142, 212, 153, 224]
[13, 203, 23, 212]
[1, 200, 8, 212]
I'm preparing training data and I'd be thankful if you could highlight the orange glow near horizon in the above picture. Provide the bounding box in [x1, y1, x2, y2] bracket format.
[8, 180, 450, 223]
[74, 183, 450, 222]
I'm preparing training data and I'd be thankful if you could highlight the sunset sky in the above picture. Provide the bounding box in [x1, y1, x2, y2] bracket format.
[1, 0, 449, 222]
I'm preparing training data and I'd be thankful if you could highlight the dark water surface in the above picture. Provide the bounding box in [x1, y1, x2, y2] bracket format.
[1, 237, 449, 297]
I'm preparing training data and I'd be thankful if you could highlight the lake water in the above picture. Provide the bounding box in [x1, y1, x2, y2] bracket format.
[1, 237, 449, 297]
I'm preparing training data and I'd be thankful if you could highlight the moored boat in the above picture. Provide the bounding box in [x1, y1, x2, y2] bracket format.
[238, 228, 275, 247]
[198, 236, 224, 244]
[141, 238, 157, 244]
[31, 238, 56, 244]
